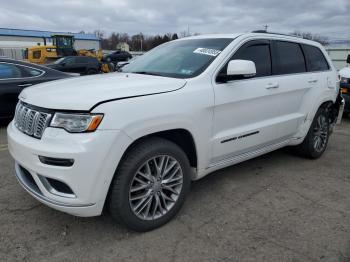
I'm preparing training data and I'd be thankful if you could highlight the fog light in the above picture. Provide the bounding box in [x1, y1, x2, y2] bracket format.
[39, 156, 74, 167]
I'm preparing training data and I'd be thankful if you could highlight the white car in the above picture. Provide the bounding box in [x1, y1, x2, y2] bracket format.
[339, 55, 350, 115]
[7, 32, 344, 231]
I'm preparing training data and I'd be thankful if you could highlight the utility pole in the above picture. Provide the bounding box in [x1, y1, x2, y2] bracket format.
[140, 33, 143, 52]
[264, 24, 269, 32]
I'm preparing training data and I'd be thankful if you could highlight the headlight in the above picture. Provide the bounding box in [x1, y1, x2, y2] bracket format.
[50, 113, 103, 133]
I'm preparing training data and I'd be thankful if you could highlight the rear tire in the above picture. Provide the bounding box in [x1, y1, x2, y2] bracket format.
[86, 69, 97, 75]
[109, 137, 191, 232]
[293, 107, 330, 159]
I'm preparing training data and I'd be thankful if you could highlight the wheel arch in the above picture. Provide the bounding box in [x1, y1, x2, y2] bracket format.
[103, 128, 198, 212]
[119, 128, 198, 169]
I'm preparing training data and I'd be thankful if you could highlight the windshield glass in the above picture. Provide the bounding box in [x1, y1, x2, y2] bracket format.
[122, 38, 233, 78]
[54, 57, 66, 64]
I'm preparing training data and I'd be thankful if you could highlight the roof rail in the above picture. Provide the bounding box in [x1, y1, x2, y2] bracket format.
[251, 30, 300, 38]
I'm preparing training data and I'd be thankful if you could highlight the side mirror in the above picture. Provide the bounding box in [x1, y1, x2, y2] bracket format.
[227, 60, 256, 77]
[61, 62, 66, 66]
[347, 54, 350, 64]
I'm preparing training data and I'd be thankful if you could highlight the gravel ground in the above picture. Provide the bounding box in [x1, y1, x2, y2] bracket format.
[0, 118, 349, 262]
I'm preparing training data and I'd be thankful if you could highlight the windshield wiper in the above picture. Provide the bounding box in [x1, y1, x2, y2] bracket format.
[132, 71, 164, 77]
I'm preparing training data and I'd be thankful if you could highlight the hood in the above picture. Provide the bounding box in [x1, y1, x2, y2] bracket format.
[339, 67, 350, 78]
[45, 63, 60, 69]
[19, 73, 187, 111]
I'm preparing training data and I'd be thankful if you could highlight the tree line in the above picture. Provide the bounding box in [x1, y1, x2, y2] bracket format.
[95, 31, 180, 51]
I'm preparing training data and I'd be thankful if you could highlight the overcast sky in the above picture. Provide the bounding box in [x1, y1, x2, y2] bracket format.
[0, 0, 349, 39]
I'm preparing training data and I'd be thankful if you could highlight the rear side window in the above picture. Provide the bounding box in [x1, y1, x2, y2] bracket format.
[0, 63, 42, 79]
[302, 45, 329, 72]
[232, 43, 272, 77]
[0, 63, 21, 79]
[20, 66, 43, 77]
[273, 41, 306, 75]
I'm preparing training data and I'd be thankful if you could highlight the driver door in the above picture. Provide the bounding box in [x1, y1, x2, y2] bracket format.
[211, 40, 285, 165]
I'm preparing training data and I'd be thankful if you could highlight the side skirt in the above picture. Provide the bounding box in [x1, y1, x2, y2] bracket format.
[196, 138, 291, 179]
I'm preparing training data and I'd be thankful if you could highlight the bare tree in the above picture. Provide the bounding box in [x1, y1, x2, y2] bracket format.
[292, 30, 329, 46]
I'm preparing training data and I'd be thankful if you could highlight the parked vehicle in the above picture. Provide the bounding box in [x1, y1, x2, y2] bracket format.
[116, 57, 138, 71]
[25, 34, 113, 73]
[7, 32, 344, 232]
[0, 58, 71, 119]
[339, 55, 350, 115]
[46, 56, 101, 75]
[104, 50, 132, 63]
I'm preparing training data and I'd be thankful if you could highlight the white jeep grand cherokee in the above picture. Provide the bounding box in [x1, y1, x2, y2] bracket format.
[8, 33, 344, 231]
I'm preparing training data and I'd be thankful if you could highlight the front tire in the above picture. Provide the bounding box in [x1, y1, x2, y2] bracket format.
[293, 107, 330, 159]
[109, 137, 191, 232]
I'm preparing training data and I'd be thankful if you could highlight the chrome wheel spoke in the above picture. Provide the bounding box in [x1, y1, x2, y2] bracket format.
[162, 184, 180, 195]
[130, 191, 151, 201]
[136, 171, 153, 182]
[313, 114, 328, 153]
[130, 184, 149, 193]
[129, 155, 183, 221]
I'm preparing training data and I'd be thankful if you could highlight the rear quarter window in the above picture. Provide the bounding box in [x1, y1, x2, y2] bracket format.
[273, 41, 306, 75]
[302, 45, 329, 72]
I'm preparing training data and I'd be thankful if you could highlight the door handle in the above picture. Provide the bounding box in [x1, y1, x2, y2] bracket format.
[308, 79, 318, 83]
[18, 83, 32, 87]
[266, 83, 279, 89]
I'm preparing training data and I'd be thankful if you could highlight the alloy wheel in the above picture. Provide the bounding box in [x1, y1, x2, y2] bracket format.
[313, 114, 328, 153]
[129, 155, 183, 220]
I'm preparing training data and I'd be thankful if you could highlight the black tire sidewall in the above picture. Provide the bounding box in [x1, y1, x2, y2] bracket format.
[109, 138, 191, 232]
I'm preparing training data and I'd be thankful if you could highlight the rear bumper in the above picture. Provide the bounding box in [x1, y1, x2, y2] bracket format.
[342, 93, 350, 113]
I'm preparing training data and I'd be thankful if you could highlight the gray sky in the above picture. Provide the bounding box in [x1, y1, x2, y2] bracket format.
[0, 0, 349, 39]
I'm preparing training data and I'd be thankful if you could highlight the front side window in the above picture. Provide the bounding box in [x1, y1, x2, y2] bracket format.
[122, 38, 233, 78]
[61, 57, 75, 65]
[231, 42, 272, 77]
[302, 45, 329, 72]
[273, 41, 306, 75]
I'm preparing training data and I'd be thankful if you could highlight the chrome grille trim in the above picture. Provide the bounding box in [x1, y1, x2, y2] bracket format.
[14, 102, 52, 139]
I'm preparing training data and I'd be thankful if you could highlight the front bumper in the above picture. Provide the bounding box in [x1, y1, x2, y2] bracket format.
[7, 121, 132, 217]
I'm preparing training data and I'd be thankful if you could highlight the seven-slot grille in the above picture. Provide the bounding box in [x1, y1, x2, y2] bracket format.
[14, 102, 52, 139]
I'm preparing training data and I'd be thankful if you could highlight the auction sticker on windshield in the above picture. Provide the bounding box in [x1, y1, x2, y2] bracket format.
[193, 48, 222, 57]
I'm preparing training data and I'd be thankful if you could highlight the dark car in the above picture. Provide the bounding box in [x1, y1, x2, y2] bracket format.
[0, 58, 71, 119]
[340, 55, 350, 116]
[46, 56, 101, 75]
[340, 81, 350, 115]
[103, 50, 132, 63]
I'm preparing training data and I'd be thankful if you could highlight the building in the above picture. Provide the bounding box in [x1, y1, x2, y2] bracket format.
[326, 40, 350, 70]
[0, 28, 101, 60]
[116, 42, 130, 52]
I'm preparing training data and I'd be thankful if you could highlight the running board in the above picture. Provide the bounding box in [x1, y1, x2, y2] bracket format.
[207, 139, 291, 171]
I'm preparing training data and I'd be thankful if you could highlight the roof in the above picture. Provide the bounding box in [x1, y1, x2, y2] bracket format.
[0, 28, 100, 41]
[183, 33, 322, 47]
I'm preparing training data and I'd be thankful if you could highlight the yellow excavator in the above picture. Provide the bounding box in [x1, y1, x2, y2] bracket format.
[24, 34, 112, 73]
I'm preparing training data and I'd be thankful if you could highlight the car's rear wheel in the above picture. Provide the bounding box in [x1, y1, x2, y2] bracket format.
[108, 137, 191, 232]
[293, 107, 330, 159]
[86, 69, 97, 75]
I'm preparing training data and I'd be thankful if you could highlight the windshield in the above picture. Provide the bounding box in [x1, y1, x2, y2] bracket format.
[122, 38, 233, 78]
[54, 57, 66, 64]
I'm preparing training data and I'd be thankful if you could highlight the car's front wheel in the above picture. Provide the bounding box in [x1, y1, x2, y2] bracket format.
[108, 137, 191, 232]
